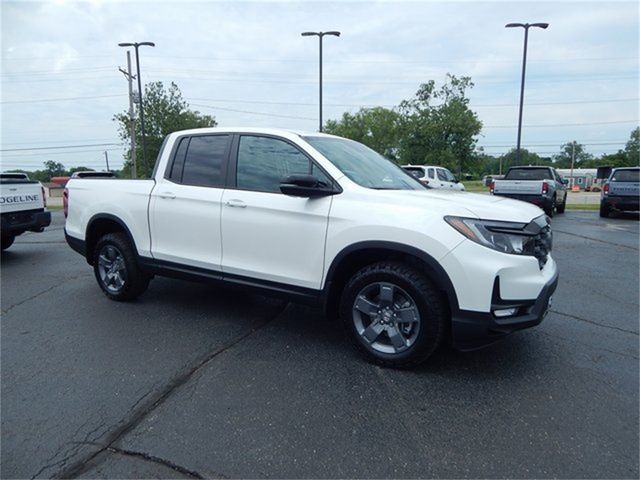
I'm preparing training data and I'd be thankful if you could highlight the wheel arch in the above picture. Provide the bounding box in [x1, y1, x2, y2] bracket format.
[85, 213, 138, 265]
[323, 241, 459, 319]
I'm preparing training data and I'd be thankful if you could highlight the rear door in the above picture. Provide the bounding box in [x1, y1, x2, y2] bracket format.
[149, 133, 231, 269]
[220, 134, 333, 289]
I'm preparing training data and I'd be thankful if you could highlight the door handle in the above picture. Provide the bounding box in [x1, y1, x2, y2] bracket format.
[226, 199, 247, 208]
[159, 192, 176, 199]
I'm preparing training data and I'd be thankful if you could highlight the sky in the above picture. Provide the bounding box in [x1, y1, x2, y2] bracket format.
[1, 0, 638, 171]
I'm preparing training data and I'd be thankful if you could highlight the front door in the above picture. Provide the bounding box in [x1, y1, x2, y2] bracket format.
[220, 135, 333, 290]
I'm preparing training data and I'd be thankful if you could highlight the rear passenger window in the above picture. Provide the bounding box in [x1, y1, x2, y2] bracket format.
[181, 135, 229, 187]
[236, 136, 330, 193]
[168, 137, 189, 182]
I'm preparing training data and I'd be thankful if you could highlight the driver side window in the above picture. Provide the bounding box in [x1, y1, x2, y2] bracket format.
[236, 136, 330, 193]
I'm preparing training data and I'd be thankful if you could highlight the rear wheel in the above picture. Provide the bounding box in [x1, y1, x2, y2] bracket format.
[1, 235, 15, 251]
[340, 261, 447, 368]
[599, 202, 610, 218]
[544, 196, 556, 217]
[93, 232, 150, 301]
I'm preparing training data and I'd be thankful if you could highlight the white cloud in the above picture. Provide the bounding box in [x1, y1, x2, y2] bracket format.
[1, 0, 638, 170]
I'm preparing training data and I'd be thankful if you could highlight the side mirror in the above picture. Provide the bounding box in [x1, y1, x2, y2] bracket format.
[279, 174, 338, 198]
[562, 179, 569, 185]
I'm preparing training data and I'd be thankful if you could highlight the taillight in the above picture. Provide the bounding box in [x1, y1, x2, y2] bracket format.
[41, 186, 47, 208]
[490, 181, 495, 193]
[603, 183, 609, 196]
[63, 188, 69, 218]
[542, 182, 549, 195]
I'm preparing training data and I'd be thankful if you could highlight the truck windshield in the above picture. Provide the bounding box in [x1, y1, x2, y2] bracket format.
[505, 168, 552, 181]
[611, 169, 639, 182]
[303, 136, 424, 190]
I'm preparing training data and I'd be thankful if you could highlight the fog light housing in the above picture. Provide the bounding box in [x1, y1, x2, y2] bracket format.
[493, 307, 518, 318]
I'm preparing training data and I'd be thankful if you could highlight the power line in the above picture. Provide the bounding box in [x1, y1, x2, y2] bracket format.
[0, 94, 126, 105]
[185, 96, 638, 109]
[481, 141, 627, 147]
[190, 103, 316, 121]
[0, 148, 124, 159]
[484, 120, 638, 128]
[0, 142, 122, 153]
[1, 137, 120, 146]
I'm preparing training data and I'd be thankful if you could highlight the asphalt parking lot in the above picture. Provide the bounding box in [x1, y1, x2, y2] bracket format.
[2, 210, 638, 479]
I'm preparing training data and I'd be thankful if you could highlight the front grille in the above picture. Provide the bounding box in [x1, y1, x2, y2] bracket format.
[532, 225, 552, 269]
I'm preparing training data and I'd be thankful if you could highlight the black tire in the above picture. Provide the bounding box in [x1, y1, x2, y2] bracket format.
[599, 202, 610, 218]
[92, 232, 150, 301]
[544, 196, 556, 217]
[339, 261, 447, 368]
[1, 235, 15, 251]
[556, 196, 566, 214]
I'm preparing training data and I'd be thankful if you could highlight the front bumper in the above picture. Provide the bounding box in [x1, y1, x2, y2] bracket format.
[451, 270, 558, 350]
[1, 209, 51, 236]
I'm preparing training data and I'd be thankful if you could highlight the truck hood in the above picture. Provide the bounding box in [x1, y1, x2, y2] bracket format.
[373, 189, 545, 223]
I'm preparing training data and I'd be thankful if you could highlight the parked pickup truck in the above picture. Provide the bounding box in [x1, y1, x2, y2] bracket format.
[1, 173, 51, 251]
[491, 166, 568, 217]
[65, 128, 558, 367]
[600, 167, 639, 217]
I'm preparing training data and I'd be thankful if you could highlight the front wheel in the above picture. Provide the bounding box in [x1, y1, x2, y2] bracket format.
[93, 232, 150, 301]
[1, 235, 15, 251]
[340, 261, 447, 368]
[556, 196, 566, 214]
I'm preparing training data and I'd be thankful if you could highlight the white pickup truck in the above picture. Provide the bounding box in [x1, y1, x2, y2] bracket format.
[65, 128, 558, 367]
[491, 166, 568, 217]
[1, 173, 52, 251]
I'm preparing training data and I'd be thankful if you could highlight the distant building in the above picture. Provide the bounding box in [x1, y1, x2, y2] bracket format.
[43, 182, 64, 198]
[557, 168, 597, 190]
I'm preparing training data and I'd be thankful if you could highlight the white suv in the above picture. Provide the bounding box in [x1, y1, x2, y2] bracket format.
[64, 128, 557, 367]
[403, 165, 466, 191]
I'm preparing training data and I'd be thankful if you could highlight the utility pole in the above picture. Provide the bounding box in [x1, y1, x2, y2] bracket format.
[104, 151, 110, 172]
[118, 42, 155, 176]
[570, 142, 575, 189]
[119, 51, 137, 179]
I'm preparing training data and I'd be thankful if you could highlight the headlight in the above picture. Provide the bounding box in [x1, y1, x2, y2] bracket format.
[444, 216, 535, 255]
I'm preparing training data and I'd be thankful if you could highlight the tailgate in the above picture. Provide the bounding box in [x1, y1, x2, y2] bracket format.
[0, 183, 44, 214]
[609, 182, 640, 197]
[493, 180, 543, 195]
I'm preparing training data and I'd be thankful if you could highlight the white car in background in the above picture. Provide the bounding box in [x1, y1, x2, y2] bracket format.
[402, 165, 465, 191]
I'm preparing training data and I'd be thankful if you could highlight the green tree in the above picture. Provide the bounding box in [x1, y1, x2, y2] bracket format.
[44, 160, 67, 182]
[324, 107, 401, 160]
[596, 128, 640, 167]
[115, 81, 217, 178]
[624, 127, 639, 164]
[397, 74, 482, 176]
[553, 141, 593, 168]
[68, 166, 95, 174]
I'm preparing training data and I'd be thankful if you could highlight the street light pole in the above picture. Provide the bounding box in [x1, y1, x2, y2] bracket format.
[118, 51, 137, 178]
[301, 31, 340, 132]
[118, 41, 155, 176]
[505, 22, 548, 165]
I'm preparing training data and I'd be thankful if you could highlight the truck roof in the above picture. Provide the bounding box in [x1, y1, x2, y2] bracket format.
[166, 127, 338, 141]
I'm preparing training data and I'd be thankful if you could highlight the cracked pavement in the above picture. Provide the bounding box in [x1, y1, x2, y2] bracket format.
[1, 211, 638, 478]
